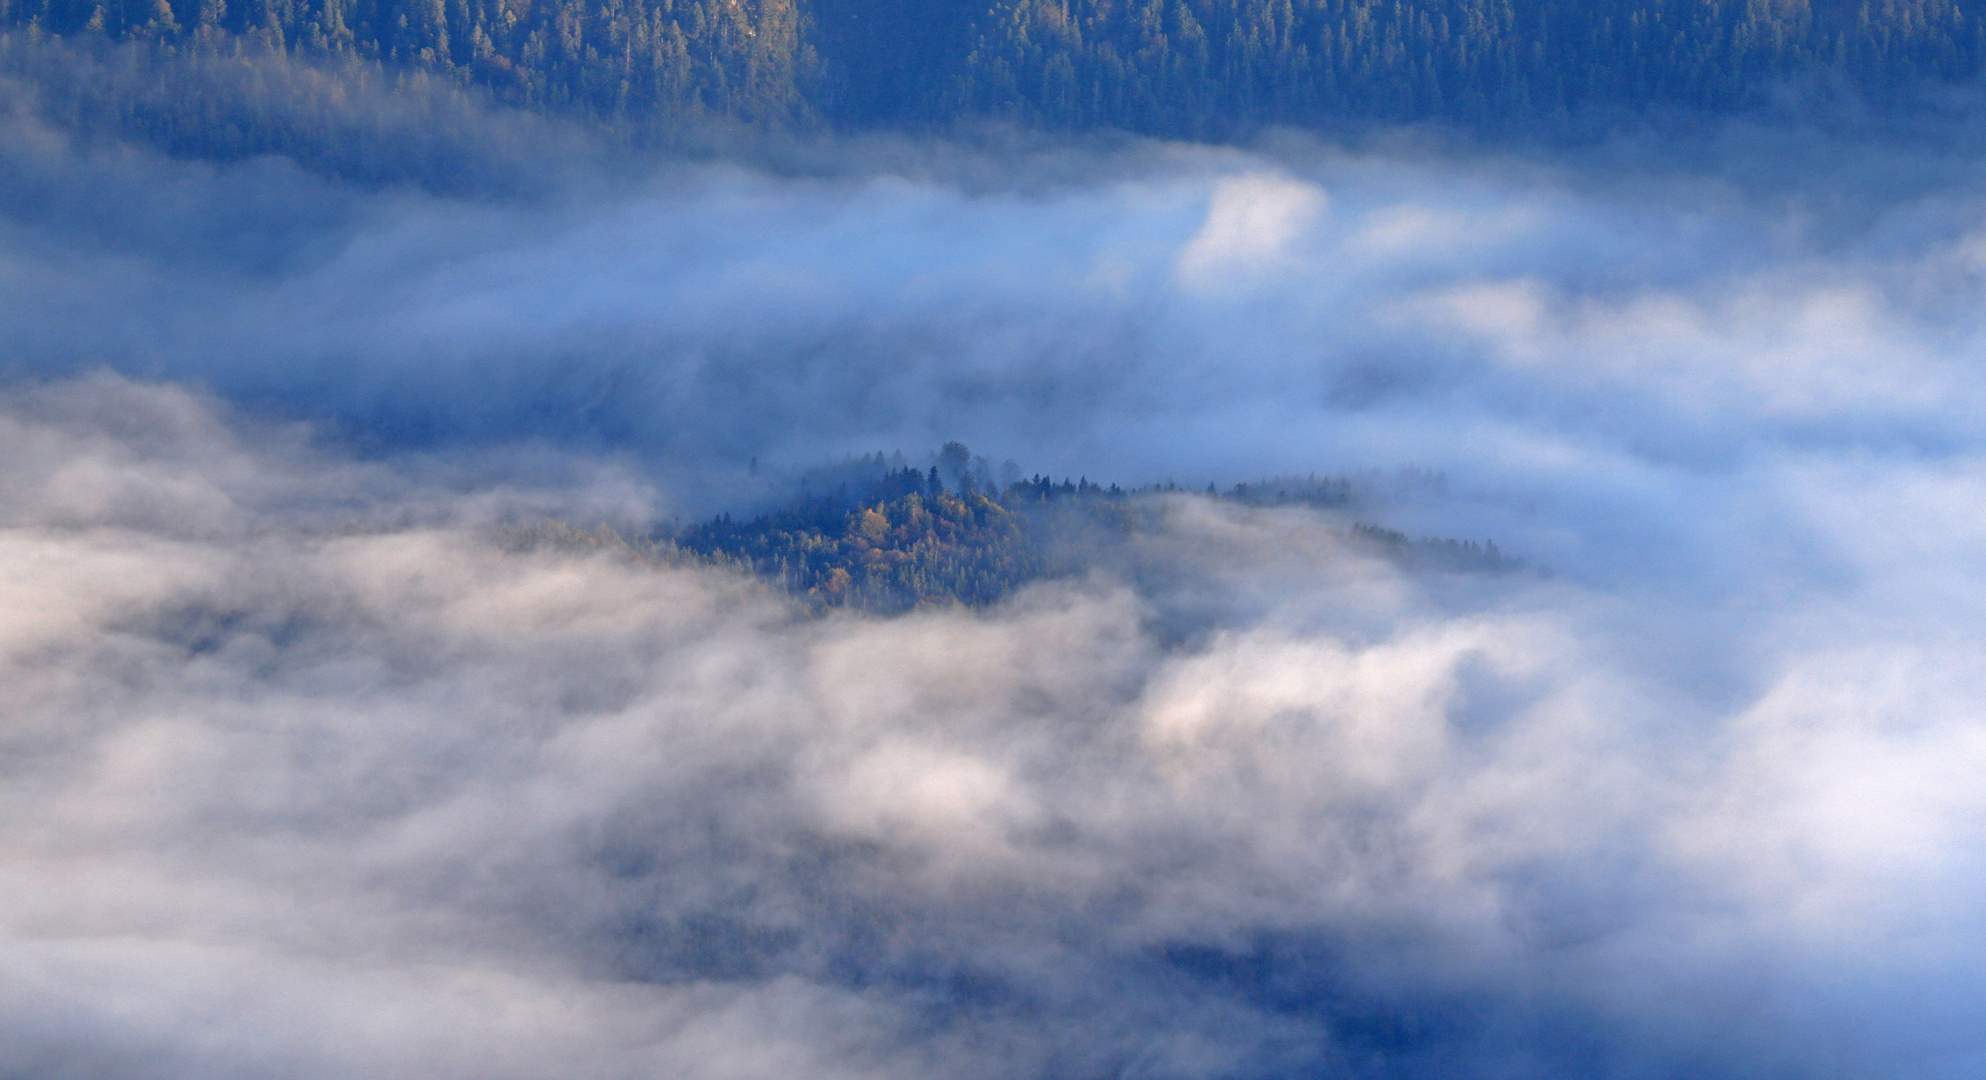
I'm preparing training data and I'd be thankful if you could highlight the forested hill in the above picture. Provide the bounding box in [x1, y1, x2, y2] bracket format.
[951, 0, 1986, 134]
[4, 0, 1986, 137]
[0, 0, 820, 125]
[510, 448, 1522, 615]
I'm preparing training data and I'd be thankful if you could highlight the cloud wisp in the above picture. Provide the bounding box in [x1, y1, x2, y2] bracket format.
[10, 96, 1986, 568]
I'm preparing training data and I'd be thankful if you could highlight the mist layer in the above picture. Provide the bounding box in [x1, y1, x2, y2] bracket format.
[7, 74, 1986, 1077]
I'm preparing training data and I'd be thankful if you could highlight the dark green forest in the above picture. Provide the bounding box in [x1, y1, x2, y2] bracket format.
[5, 0, 1986, 138]
[513, 446, 1520, 614]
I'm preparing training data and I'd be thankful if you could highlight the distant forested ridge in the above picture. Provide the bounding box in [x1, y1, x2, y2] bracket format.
[511, 446, 1522, 614]
[1, 0, 820, 126]
[6, 0, 1986, 137]
[951, 0, 1986, 134]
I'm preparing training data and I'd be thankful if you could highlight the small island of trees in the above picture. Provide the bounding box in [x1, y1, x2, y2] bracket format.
[514, 442, 1524, 613]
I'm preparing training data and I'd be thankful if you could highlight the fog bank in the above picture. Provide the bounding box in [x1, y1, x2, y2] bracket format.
[1, 367, 1983, 1076]
[7, 73, 1986, 1077]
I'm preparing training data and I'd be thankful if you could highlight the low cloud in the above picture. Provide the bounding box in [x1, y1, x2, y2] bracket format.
[7, 58, 1986, 1076]
[1, 374, 1984, 1077]
[1173, 173, 1327, 288]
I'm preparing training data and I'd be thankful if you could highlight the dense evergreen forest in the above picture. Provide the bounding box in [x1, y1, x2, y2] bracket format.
[514, 445, 1520, 614]
[949, 0, 1986, 134]
[4, 0, 1986, 138]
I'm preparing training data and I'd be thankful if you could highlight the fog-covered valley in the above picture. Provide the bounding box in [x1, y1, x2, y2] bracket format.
[6, 47, 1986, 1078]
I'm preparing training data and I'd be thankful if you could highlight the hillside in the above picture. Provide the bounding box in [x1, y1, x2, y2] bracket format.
[513, 449, 1521, 614]
[4, 0, 1984, 139]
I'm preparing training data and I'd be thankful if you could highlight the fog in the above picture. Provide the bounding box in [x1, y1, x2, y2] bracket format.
[6, 67, 1986, 1077]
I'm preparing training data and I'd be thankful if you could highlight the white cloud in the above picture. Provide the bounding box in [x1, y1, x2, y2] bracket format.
[1174, 173, 1328, 287]
[10, 93, 1986, 1074]
[3, 371, 1985, 1074]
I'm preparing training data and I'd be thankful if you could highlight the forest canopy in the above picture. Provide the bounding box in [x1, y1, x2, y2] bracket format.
[513, 447, 1522, 614]
[4, 0, 1986, 139]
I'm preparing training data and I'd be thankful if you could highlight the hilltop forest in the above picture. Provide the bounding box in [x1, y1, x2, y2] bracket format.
[4, 0, 1986, 139]
[514, 446, 1520, 614]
